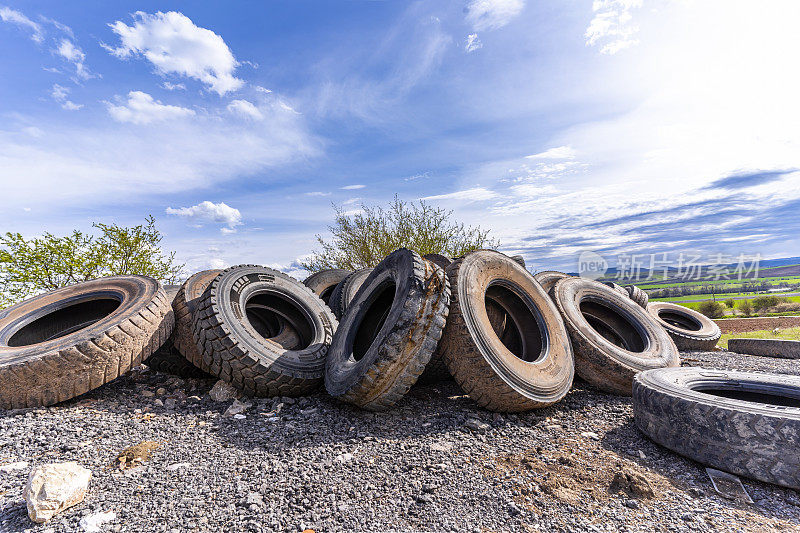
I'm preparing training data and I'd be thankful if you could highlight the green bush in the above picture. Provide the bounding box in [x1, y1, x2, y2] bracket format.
[698, 300, 725, 319]
[724, 298, 736, 308]
[752, 295, 788, 311]
[738, 299, 753, 316]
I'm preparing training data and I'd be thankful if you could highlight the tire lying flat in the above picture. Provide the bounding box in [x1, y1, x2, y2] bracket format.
[0, 276, 173, 408]
[728, 338, 800, 359]
[633, 367, 800, 490]
[172, 270, 221, 374]
[303, 269, 351, 306]
[646, 302, 721, 351]
[552, 277, 679, 395]
[439, 250, 574, 412]
[193, 265, 337, 397]
[328, 268, 373, 319]
[325, 249, 450, 411]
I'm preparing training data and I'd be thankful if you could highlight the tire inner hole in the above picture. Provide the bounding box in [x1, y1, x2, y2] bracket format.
[7, 298, 121, 347]
[245, 294, 312, 350]
[697, 387, 800, 408]
[658, 310, 702, 331]
[484, 284, 544, 363]
[580, 300, 646, 352]
[319, 286, 336, 305]
[352, 281, 396, 362]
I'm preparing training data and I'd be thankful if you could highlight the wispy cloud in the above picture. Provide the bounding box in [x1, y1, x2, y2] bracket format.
[422, 187, 500, 202]
[465, 34, 483, 53]
[585, 0, 642, 55]
[50, 84, 82, 110]
[704, 169, 797, 191]
[0, 6, 44, 43]
[104, 11, 244, 95]
[106, 91, 195, 124]
[54, 38, 93, 80]
[341, 184, 365, 190]
[465, 0, 525, 31]
[227, 99, 264, 120]
[166, 200, 242, 232]
[525, 146, 575, 160]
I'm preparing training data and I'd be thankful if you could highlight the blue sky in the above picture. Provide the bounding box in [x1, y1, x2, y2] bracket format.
[1, 0, 799, 278]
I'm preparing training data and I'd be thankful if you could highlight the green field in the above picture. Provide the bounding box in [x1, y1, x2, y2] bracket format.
[652, 293, 800, 303]
[637, 276, 800, 290]
[717, 327, 800, 349]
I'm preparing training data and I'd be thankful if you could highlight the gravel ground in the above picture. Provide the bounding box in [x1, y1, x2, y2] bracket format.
[1, 350, 799, 533]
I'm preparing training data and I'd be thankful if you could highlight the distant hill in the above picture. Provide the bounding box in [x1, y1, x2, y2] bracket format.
[588, 256, 800, 282]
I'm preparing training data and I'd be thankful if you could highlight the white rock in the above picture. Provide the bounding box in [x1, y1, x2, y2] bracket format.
[580, 431, 600, 441]
[336, 453, 354, 463]
[79, 510, 116, 532]
[166, 463, 191, 471]
[24, 462, 91, 523]
[233, 414, 247, 420]
[0, 461, 29, 473]
[224, 399, 252, 417]
[209, 380, 241, 402]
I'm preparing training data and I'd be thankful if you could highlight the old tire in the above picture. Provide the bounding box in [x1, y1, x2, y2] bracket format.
[325, 249, 450, 410]
[552, 277, 679, 395]
[423, 253, 452, 270]
[510, 255, 526, 268]
[193, 265, 337, 397]
[633, 367, 800, 489]
[647, 302, 721, 351]
[0, 276, 174, 409]
[625, 285, 649, 308]
[172, 270, 221, 373]
[604, 281, 629, 298]
[303, 269, 351, 305]
[439, 250, 574, 412]
[728, 338, 800, 359]
[328, 268, 373, 319]
[534, 271, 570, 294]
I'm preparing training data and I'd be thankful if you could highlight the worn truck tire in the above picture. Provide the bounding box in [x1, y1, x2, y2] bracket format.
[423, 253, 452, 270]
[439, 250, 574, 412]
[552, 277, 679, 395]
[633, 367, 800, 489]
[603, 281, 629, 298]
[534, 271, 570, 294]
[0, 276, 173, 409]
[325, 249, 450, 410]
[625, 285, 649, 308]
[510, 255, 526, 268]
[172, 270, 221, 373]
[328, 268, 373, 319]
[727, 338, 800, 359]
[303, 269, 351, 305]
[193, 265, 337, 397]
[647, 302, 721, 351]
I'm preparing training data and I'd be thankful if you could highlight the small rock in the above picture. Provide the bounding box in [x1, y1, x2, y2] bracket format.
[25, 462, 92, 523]
[156, 387, 166, 396]
[209, 380, 241, 402]
[233, 414, 246, 420]
[224, 399, 252, 417]
[0, 461, 29, 473]
[415, 494, 433, 504]
[638, 450, 647, 460]
[624, 499, 639, 509]
[164, 398, 176, 410]
[335, 453, 354, 464]
[187, 395, 201, 402]
[153, 399, 164, 407]
[465, 418, 490, 433]
[140, 391, 155, 398]
[580, 431, 600, 441]
[166, 463, 191, 472]
[79, 510, 116, 532]
[422, 483, 437, 493]
[610, 467, 656, 499]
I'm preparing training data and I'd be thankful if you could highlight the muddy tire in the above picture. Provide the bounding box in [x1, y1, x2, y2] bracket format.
[533, 271, 570, 294]
[325, 249, 450, 410]
[633, 367, 800, 489]
[0, 276, 174, 409]
[423, 253, 452, 270]
[193, 265, 337, 397]
[303, 269, 351, 306]
[172, 270, 221, 373]
[552, 277, 679, 395]
[439, 250, 574, 412]
[328, 268, 373, 319]
[647, 302, 721, 351]
[510, 255, 525, 268]
[625, 285, 649, 308]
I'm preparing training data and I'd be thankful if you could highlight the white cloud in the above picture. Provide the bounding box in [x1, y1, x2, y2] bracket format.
[422, 187, 500, 202]
[465, 0, 525, 32]
[162, 81, 186, 91]
[525, 146, 576, 160]
[105, 11, 244, 95]
[50, 84, 82, 110]
[341, 184, 365, 190]
[585, 0, 642, 55]
[0, 6, 44, 43]
[166, 201, 242, 230]
[465, 34, 483, 53]
[209, 258, 227, 269]
[106, 91, 195, 124]
[55, 39, 92, 80]
[305, 191, 331, 197]
[227, 99, 263, 120]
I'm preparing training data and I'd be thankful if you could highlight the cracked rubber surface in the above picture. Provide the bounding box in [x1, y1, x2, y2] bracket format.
[0, 276, 173, 408]
[172, 270, 221, 374]
[633, 366, 800, 490]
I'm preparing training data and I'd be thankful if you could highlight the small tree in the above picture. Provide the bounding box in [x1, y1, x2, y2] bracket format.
[738, 299, 753, 317]
[301, 196, 499, 272]
[698, 300, 725, 319]
[724, 298, 736, 308]
[0, 216, 184, 308]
